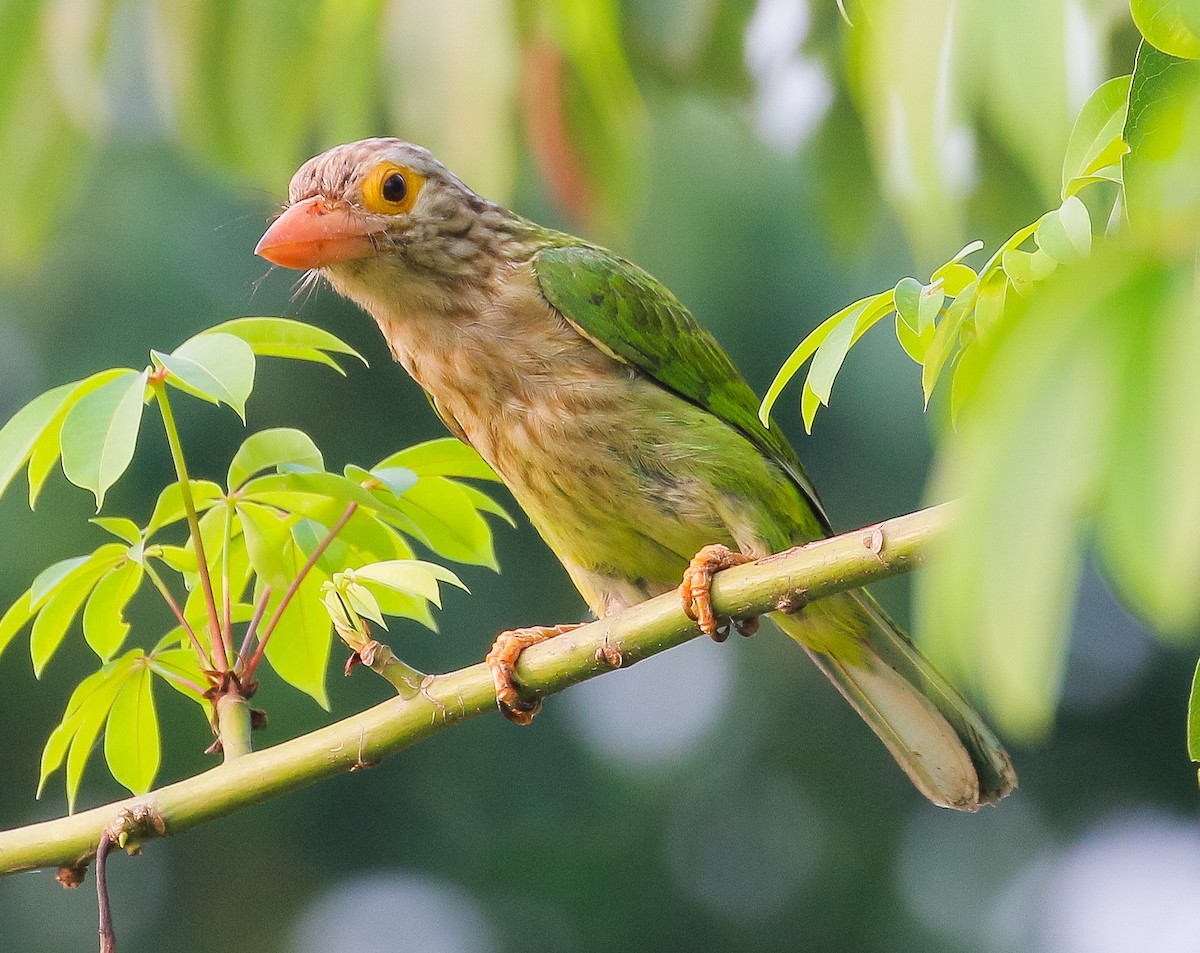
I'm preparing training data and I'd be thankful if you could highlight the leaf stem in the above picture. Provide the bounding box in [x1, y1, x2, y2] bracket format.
[221, 502, 234, 662]
[151, 381, 228, 672]
[236, 586, 272, 673]
[144, 562, 209, 668]
[242, 503, 357, 682]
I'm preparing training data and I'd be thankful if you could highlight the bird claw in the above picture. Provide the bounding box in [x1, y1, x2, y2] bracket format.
[679, 544, 757, 642]
[486, 623, 582, 724]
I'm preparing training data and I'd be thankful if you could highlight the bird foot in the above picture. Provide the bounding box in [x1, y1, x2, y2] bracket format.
[486, 623, 584, 725]
[679, 544, 759, 642]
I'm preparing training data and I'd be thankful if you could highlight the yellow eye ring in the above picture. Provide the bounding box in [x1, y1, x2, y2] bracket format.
[361, 162, 424, 215]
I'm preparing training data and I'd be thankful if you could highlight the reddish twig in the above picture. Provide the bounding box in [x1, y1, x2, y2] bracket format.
[242, 503, 357, 682]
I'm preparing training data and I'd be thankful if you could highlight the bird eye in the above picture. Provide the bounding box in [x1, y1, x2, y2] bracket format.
[362, 162, 423, 215]
[382, 172, 407, 203]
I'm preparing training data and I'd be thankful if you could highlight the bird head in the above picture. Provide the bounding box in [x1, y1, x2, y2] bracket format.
[256, 138, 528, 313]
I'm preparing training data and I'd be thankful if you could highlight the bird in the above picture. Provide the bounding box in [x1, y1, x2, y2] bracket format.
[255, 138, 1016, 811]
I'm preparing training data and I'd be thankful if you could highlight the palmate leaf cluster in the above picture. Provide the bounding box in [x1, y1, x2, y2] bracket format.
[767, 4, 1200, 748]
[0, 317, 506, 810]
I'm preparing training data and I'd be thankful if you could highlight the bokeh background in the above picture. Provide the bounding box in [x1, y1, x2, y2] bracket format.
[1, 1, 1197, 951]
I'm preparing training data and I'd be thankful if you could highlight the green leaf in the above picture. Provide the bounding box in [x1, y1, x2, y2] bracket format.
[930, 262, 977, 297]
[760, 295, 879, 425]
[1131, 0, 1200, 58]
[24, 370, 134, 509]
[147, 647, 212, 712]
[260, 551, 331, 708]
[90, 517, 142, 544]
[1062, 74, 1133, 199]
[918, 247, 1124, 739]
[343, 581, 386, 628]
[1036, 196, 1092, 265]
[228, 428, 324, 491]
[973, 274, 1009, 338]
[83, 561, 143, 661]
[950, 339, 985, 424]
[1123, 43, 1200, 230]
[31, 556, 118, 676]
[344, 464, 418, 500]
[239, 501, 295, 589]
[38, 666, 112, 799]
[242, 471, 403, 521]
[917, 283, 944, 333]
[152, 544, 199, 576]
[61, 369, 150, 510]
[154, 332, 256, 420]
[895, 314, 935, 365]
[922, 279, 980, 405]
[184, 528, 251, 634]
[1188, 657, 1200, 761]
[0, 589, 34, 660]
[62, 654, 138, 811]
[390, 476, 497, 567]
[204, 317, 365, 368]
[893, 277, 923, 333]
[1095, 260, 1200, 631]
[30, 555, 92, 607]
[375, 438, 500, 482]
[807, 302, 867, 406]
[104, 664, 160, 795]
[146, 480, 224, 534]
[352, 559, 466, 606]
[1001, 247, 1056, 295]
[457, 483, 515, 527]
[0, 381, 76, 504]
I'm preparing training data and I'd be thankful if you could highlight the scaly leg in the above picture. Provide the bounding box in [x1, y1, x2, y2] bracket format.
[678, 544, 759, 642]
[487, 623, 584, 725]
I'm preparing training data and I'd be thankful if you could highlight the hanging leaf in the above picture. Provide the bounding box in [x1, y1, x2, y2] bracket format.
[0, 589, 34, 660]
[1061, 74, 1132, 199]
[228, 428, 324, 491]
[103, 663, 161, 795]
[30, 555, 119, 676]
[90, 516, 142, 545]
[389, 476, 497, 568]
[1036, 196, 1092, 265]
[60, 369, 150, 510]
[893, 277, 923, 333]
[153, 332, 256, 420]
[759, 294, 880, 425]
[0, 381, 76, 503]
[260, 550, 332, 708]
[82, 560, 143, 661]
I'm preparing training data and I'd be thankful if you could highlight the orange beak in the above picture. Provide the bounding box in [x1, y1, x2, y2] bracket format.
[254, 196, 381, 270]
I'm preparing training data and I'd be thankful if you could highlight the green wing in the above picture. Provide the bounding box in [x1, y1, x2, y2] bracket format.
[533, 244, 829, 531]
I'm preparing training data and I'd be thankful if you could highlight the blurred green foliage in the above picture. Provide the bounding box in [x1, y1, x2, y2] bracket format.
[2, 2, 1198, 953]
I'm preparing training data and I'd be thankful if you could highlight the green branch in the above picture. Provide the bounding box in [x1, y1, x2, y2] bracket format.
[0, 503, 952, 877]
[152, 381, 227, 671]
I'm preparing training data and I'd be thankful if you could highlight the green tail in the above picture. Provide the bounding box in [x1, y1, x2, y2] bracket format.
[771, 591, 1016, 810]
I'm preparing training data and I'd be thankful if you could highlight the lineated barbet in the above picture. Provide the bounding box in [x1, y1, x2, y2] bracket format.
[255, 139, 1015, 810]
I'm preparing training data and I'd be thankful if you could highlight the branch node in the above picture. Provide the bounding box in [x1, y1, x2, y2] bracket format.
[56, 863, 87, 889]
[595, 641, 623, 669]
[775, 589, 809, 613]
